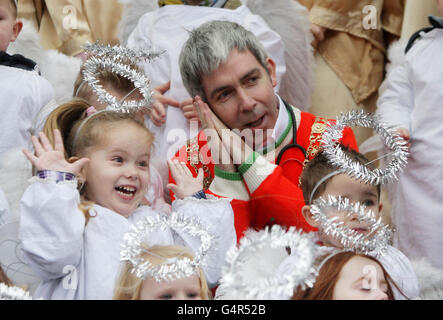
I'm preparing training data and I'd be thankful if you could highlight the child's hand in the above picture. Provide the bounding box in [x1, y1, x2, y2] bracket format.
[167, 159, 204, 200]
[149, 81, 180, 127]
[23, 130, 89, 176]
[310, 23, 326, 50]
[180, 98, 200, 124]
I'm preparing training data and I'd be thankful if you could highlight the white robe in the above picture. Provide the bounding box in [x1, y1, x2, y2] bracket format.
[126, 4, 286, 189]
[376, 28, 443, 269]
[373, 246, 420, 300]
[0, 186, 10, 227]
[18, 179, 235, 300]
[0, 66, 54, 165]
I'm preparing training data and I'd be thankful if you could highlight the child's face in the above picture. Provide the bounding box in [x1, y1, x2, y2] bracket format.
[80, 122, 151, 217]
[139, 274, 202, 300]
[332, 256, 389, 300]
[0, 0, 21, 52]
[303, 174, 382, 247]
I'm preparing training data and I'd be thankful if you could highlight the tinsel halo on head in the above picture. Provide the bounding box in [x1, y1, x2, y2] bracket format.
[321, 110, 409, 185]
[120, 212, 213, 282]
[81, 42, 162, 113]
[218, 225, 318, 300]
[310, 195, 393, 257]
[0, 283, 32, 300]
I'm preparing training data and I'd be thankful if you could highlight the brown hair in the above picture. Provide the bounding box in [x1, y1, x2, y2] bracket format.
[42, 99, 154, 222]
[292, 251, 401, 300]
[0, 266, 12, 286]
[113, 245, 211, 300]
[300, 145, 380, 205]
[73, 62, 142, 104]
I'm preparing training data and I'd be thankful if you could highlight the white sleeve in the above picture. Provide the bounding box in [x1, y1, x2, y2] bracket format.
[18, 180, 85, 281]
[375, 246, 420, 300]
[171, 196, 236, 287]
[0, 187, 10, 227]
[28, 75, 56, 136]
[376, 61, 414, 131]
[126, 13, 156, 55]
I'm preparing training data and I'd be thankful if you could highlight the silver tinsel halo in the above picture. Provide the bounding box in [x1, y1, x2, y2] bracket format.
[321, 110, 409, 185]
[82, 42, 162, 113]
[120, 212, 213, 282]
[310, 195, 393, 256]
[0, 283, 32, 300]
[219, 225, 318, 300]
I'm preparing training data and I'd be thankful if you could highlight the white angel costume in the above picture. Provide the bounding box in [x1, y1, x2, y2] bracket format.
[370, 245, 420, 300]
[376, 28, 443, 269]
[0, 65, 54, 166]
[18, 178, 235, 300]
[0, 187, 10, 227]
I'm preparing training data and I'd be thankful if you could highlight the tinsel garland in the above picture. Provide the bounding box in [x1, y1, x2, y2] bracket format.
[120, 212, 213, 282]
[82, 42, 162, 113]
[321, 110, 409, 185]
[310, 195, 393, 256]
[0, 283, 32, 300]
[219, 225, 318, 300]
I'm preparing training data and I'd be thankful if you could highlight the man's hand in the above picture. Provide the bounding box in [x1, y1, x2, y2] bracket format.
[194, 96, 254, 171]
[167, 159, 204, 199]
[23, 130, 89, 175]
[149, 81, 180, 126]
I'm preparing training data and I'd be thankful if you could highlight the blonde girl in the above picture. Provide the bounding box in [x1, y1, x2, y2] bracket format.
[19, 99, 235, 299]
[114, 245, 211, 300]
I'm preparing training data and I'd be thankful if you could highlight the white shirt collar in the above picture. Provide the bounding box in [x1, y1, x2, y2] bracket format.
[271, 95, 289, 141]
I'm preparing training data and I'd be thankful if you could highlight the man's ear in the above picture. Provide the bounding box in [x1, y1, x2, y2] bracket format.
[10, 20, 23, 43]
[265, 57, 277, 88]
[302, 205, 319, 228]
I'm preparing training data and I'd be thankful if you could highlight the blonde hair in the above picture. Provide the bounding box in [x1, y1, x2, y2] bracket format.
[113, 245, 211, 300]
[42, 99, 154, 223]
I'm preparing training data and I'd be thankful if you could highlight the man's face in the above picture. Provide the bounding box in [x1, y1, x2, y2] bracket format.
[201, 49, 279, 148]
[0, 0, 21, 52]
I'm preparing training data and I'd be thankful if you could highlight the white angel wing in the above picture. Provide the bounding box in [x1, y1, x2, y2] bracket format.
[411, 258, 443, 300]
[378, 38, 408, 97]
[7, 20, 82, 104]
[0, 219, 41, 295]
[242, 0, 315, 110]
[0, 148, 32, 220]
[118, 0, 160, 45]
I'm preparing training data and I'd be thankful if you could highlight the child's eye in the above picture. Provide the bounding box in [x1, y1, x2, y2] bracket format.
[112, 156, 123, 163]
[159, 293, 173, 300]
[187, 292, 199, 298]
[362, 199, 375, 206]
[138, 160, 148, 167]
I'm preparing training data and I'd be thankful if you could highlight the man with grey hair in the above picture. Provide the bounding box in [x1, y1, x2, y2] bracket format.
[168, 20, 358, 240]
